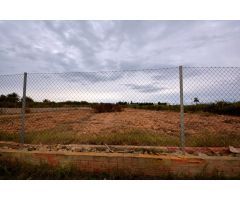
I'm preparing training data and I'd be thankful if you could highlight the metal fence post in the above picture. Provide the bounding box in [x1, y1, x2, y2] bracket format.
[179, 66, 185, 154]
[19, 72, 27, 144]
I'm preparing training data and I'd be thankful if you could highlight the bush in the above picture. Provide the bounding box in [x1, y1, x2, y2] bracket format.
[93, 103, 123, 113]
[184, 101, 240, 116]
[25, 108, 31, 113]
[127, 101, 240, 116]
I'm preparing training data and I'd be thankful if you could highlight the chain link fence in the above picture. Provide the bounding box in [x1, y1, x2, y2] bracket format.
[0, 67, 240, 148]
[183, 67, 240, 147]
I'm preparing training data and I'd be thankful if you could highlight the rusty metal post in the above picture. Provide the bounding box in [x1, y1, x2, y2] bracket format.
[19, 72, 27, 144]
[179, 66, 185, 154]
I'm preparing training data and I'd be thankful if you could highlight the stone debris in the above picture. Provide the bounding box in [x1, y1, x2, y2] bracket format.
[27, 146, 36, 151]
[197, 152, 208, 157]
[229, 146, 240, 154]
[0, 142, 239, 157]
[104, 144, 114, 153]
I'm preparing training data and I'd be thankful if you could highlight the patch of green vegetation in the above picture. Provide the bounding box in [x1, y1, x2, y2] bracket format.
[1, 128, 240, 147]
[128, 104, 179, 112]
[0, 129, 180, 146]
[1, 158, 171, 180]
[184, 101, 240, 116]
[0, 132, 20, 142]
[0, 158, 123, 180]
[80, 130, 180, 146]
[23, 130, 179, 146]
[1, 158, 240, 180]
[129, 101, 240, 116]
[92, 103, 123, 113]
[186, 132, 240, 147]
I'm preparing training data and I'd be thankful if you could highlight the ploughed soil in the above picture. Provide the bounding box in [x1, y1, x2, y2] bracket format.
[0, 108, 240, 136]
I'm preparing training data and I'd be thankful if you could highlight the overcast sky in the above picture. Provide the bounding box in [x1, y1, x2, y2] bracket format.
[0, 20, 240, 74]
[0, 21, 239, 103]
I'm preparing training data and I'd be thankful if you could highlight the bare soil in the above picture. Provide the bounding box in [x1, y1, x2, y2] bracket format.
[1, 108, 240, 136]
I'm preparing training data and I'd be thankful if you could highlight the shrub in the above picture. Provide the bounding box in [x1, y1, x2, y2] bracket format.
[184, 101, 240, 116]
[93, 103, 123, 113]
[25, 108, 31, 113]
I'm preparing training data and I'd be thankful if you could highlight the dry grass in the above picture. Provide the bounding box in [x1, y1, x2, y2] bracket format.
[0, 128, 180, 146]
[1, 128, 240, 147]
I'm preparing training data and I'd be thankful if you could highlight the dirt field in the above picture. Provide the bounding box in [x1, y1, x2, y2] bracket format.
[0, 108, 240, 146]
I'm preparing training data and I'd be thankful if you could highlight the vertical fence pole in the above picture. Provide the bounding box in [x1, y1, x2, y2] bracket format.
[20, 72, 27, 144]
[179, 66, 185, 154]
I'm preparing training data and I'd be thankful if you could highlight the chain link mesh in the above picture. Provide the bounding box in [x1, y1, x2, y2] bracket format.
[0, 67, 240, 147]
[25, 68, 180, 146]
[0, 74, 23, 143]
[183, 67, 240, 147]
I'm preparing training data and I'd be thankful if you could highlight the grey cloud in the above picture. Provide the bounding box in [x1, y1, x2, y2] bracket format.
[125, 84, 166, 93]
[152, 67, 210, 82]
[0, 20, 239, 105]
[59, 71, 124, 84]
[0, 20, 240, 75]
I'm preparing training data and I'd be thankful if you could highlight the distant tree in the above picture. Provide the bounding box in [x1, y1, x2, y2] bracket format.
[194, 97, 199, 105]
[21, 96, 34, 103]
[158, 102, 167, 106]
[43, 99, 51, 103]
[80, 101, 89, 105]
[0, 94, 7, 102]
[117, 101, 128, 105]
[7, 93, 20, 103]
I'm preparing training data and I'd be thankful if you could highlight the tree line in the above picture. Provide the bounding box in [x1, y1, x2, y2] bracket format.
[0, 92, 169, 108]
[0, 92, 239, 116]
[0, 92, 90, 108]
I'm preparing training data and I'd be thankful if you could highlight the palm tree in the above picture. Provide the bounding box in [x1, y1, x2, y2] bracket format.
[194, 97, 199, 105]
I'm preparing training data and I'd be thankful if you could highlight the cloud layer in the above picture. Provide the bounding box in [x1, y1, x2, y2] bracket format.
[0, 21, 240, 74]
[0, 21, 239, 104]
